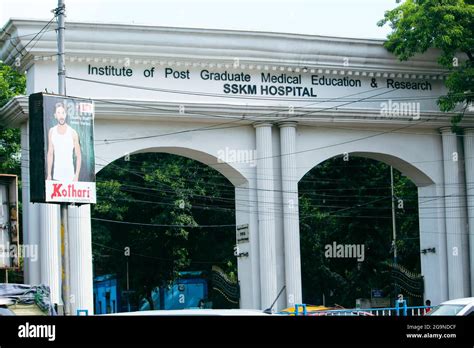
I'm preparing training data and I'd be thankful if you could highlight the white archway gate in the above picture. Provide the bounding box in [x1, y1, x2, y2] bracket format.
[1, 19, 473, 313]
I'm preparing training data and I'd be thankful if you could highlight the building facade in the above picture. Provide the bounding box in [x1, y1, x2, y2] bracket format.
[1, 19, 473, 313]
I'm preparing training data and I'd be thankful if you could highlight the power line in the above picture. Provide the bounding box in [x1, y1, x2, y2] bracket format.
[62, 76, 472, 148]
[88, 153, 474, 218]
[92, 89, 399, 144]
[92, 241, 228, 265]
[67, 75, 396, 103]
[1, 16, 57, 69]
[92, 161, 474, 220]
[92, 217, 235, 228]
[16, 155, 474, 202]
[87, 110, 461, 172]
[3, 29, 56, 42]
[92, 155, 474, 185]
[19, 17, 57, 56]
[65, 74, 473, 104]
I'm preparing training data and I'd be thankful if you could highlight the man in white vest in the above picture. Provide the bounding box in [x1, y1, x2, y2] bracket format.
[46, 102, 82, 182]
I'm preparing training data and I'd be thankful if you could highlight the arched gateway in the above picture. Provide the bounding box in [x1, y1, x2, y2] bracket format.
[1, 19, 473, 314]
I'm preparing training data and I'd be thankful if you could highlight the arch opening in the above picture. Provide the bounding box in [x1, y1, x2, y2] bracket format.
[92, 151, 242, 313]
[299, 154, 424, 309]
[96, 146, 248, 187]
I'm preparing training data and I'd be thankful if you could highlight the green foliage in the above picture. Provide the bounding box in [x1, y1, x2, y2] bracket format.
[0, 63, 26, 108]
[92, 153, 237, 305]
[378, 0, 473, 121]
[0, 63, 25, 281]
[0, 63, 25, 175]
[95, 180, 130, 220]
[0, 127, 21, 175]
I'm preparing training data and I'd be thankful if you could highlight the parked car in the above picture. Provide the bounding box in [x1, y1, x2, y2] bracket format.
[425, 297, 474, 316]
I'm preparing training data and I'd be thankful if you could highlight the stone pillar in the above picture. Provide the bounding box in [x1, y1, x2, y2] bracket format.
[39, 204, 61, 305]
[68, 205, 94, 314]
[279, 122, 302, 306]
[254, 123, 277, 309]
[248, 177, 261, 309]
[21, 122, 41, 285]
[464, 128, 474, 295]
[235, 182, 257, 309]
[418, 184, 448, 304]
[235, 177, 261, 309]
[440, 127, 470, 298]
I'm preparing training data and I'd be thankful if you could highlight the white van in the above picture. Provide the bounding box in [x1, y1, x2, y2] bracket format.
[426, 297, 474, 316]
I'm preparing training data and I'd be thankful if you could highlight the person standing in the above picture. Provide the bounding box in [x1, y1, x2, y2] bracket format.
[424, 299, 432, 314]
[46, 102, 81, 182]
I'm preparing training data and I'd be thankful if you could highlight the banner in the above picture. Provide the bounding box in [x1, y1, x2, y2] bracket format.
[29, 93, 96, 204]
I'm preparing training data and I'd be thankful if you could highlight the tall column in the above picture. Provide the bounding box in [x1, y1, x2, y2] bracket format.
[418, 184, 448, 304]
[254, 123, 277, 309]
[21, 122, 41, 285]
[39, 204, 61, 305]
[249, 177, 261, 309]
[235, 179, 261, 309]
[279, 122, 302, 307]
[441, 127, 470, 298]
[464, 128, 474, 295]
[68, 205, 94, 314]
[235, 183, 256, 309]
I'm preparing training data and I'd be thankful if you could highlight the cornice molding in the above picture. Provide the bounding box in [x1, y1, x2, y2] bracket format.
[1, 19, 451, 78]
[2, 95, 472, 129]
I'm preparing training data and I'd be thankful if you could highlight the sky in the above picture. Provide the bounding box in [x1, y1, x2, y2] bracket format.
[0, 0, 399, 39]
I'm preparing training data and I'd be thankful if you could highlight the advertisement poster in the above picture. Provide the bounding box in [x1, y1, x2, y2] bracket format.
[29, 93, 96, 204]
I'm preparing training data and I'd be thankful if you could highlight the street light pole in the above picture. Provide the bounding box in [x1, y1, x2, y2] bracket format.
[126, 257, 131, 312]
[390, 166, 397, 265]
[56, 0, 70, 316]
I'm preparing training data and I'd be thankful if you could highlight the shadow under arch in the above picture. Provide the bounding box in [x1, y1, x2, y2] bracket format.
[300, 151, 435, 188]
[95, 146, 248, 187]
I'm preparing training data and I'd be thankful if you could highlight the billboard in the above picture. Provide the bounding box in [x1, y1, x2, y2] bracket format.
[0, 174, 19, 269]
[29, 93, 96, 204]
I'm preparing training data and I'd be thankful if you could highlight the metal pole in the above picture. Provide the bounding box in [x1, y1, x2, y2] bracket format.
[60, 204, 70, 315]
[126, 258, 129, 291]
[57, 0, 70, 315]
[390, 166, 400, 304]
[126, 258, 131, 312]
[390, 166, 397, 264]
[57, 0, 66, 95]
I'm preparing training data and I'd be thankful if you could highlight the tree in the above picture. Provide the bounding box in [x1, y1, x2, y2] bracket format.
[0, 63, 25, 175]
[378, 0, 473, 125]
[0, 63, 25, 283]
[92, 153, 237, 309]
